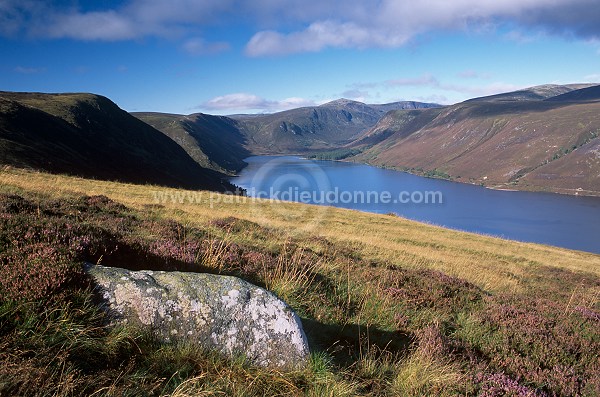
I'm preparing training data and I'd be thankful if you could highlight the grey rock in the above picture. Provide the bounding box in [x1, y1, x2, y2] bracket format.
[85, 264, 310, 370]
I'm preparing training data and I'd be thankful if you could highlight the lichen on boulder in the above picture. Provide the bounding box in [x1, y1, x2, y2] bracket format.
[85, 264, 310, 370]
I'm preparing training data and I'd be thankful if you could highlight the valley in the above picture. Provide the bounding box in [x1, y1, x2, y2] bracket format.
[4, 2, 600, 395]
[3, 84, 599, 196]
[1, 85, 599, 396]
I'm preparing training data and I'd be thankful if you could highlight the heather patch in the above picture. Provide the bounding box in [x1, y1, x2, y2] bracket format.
[1, 190, 598, 396]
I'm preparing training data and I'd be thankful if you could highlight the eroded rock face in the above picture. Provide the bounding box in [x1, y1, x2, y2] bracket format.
[85, 264, 309, 370]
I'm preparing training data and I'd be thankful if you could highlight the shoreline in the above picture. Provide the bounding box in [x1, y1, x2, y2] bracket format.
[299, 155, 600, 198]
[231, 155, 600, 254]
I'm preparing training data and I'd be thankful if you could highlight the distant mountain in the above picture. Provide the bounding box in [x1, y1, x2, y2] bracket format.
[139, 99, 439, 158]
[133, 112, 250, 174]
[230, 99, 439, 153]
[0, 92, 237, 192]
[5, 87, 596, 197]
[316, 99, 439, 115]
[545, 84, 600, 102]
[464, 84, 594, 103]
[367, 101, 441, 114]
[349, 84, 600, 195]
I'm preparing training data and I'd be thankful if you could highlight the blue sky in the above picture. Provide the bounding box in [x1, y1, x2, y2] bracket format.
[1, 0, 599, 114]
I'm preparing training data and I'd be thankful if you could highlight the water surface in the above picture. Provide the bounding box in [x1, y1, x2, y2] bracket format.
[231, 156, 600, 254]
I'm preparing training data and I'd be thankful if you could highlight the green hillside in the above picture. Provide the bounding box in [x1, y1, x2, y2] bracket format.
[0, 92, 236, 192]
[133, 112, 250, 174]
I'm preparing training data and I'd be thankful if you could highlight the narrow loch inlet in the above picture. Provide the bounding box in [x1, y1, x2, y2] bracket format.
[232, 156, 600, 254]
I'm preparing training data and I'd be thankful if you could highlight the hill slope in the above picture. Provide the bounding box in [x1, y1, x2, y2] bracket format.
[231, 99, 439, 153]
[351, 85, 600, 195]
[464, 83, 594, 103]
[545, 84, 600, 102]
[1, 168, 599, 396]
[133, 112, 250, 174]
[0, 92, 236, 191]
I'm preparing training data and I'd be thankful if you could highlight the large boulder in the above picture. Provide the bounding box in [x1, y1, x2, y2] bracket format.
[85, 264, 310, 370]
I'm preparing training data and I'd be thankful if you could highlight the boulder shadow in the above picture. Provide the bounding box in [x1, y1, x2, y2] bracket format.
[301, 317, 412, 367]
[89, 242, 220, 275]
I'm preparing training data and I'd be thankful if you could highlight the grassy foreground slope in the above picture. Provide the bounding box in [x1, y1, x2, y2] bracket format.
[1, 167, 599, 396]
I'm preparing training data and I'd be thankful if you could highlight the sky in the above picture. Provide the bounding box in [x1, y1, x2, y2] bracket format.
[1, 0, 600, 115]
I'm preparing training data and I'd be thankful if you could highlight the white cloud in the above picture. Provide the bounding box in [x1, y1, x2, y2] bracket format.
[14, 66, 45, 74]
[181, 38, 229, 55]
[4, 0, 600, 55]
[0, 0, 42, 36]
[245, 0, 600, 56]
[442, 81, 524, 97]
[584, 73, 600, 82]
[386, 73, 521, 96]
[458, 70, 478, 79]
[415, 94, 450, 105]
[503, 30, 540, 43]
[457, 70, 492, 79]
[386, 74, 439, 87]
[200, 93, 316, 113]
[200, 79, 528, 113]
[27, 0, 234, 41]
[363, 73, 523, 101]
[341, 89, 370, 102]
[45, 10, 137, 40]
[245, 20, 410, 56]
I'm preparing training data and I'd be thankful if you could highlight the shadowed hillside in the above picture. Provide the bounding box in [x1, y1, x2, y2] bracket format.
[133, 112, 250, 174]
[545, 84, 600, 102]
[0, 92, 237, 192]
